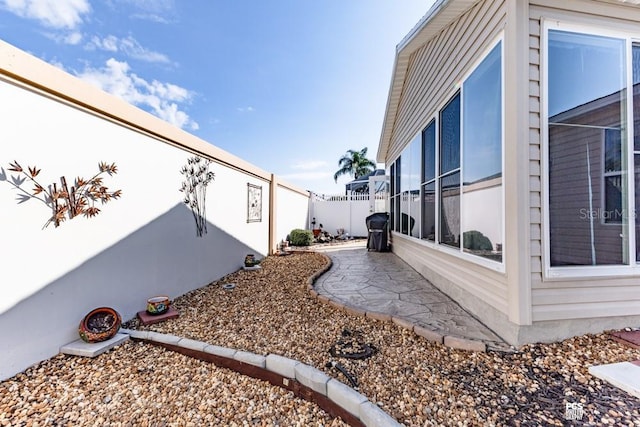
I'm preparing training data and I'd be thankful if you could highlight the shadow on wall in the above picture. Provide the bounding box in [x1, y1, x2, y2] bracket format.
[0, 203, 263, 380]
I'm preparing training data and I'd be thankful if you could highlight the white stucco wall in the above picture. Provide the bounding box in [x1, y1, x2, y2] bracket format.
[0, 42, 290, 379]
[276, 184, 309, 244]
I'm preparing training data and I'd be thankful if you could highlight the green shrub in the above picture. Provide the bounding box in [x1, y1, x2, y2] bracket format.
[289, 229, 313, 246]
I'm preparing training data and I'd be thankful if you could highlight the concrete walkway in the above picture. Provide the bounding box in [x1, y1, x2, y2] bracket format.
[313, 242, 510, 351]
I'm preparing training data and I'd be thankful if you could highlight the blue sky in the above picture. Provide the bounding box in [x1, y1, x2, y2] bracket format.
[0, 0, 433, 194]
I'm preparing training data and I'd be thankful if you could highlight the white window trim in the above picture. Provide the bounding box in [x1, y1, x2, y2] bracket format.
[541, 19, 640, 280]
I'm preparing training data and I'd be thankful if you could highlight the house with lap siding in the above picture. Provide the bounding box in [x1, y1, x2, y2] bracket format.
[377, 0, 640, 346]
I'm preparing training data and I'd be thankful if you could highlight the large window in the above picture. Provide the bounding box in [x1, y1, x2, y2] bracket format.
[547, 28, 629, 267]
[462, 42, 503, 261]
[389, 39, 504, 266]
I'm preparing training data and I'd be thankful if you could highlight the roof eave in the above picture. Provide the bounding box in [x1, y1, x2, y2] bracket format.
[377, 0, 479, 163]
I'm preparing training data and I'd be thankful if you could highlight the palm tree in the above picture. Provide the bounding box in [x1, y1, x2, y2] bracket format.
[333, 147, 376, 182]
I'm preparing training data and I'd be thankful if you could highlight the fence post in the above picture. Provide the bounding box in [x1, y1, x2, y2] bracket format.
[269, 174, 277, 255]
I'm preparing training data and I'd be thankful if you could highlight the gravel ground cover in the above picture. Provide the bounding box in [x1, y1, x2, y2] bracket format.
[3, 251, 640, 426]
[0, 340, 347, 426]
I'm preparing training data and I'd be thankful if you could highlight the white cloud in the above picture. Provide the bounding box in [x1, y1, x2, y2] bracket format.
[87, 35, 118, 52]
[130, 13, 170, 23]
[45, 30, 83, 45]
[77, 58, 199, 131]
[236, 106, 255, 113]
[113, 0, 174, 23]
[86, 35, 171, 64]
[126, 0, 173, 13]
[1, 0, 90, 29]
[291, 160, 328, 170]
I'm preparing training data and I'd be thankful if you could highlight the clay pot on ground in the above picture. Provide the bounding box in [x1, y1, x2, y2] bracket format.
[146, 296, 170, 315]
[78, 307, 121, 343]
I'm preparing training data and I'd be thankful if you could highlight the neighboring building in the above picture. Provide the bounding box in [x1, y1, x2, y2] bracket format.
[345, 169, 386, 194]
[377, 0, 640, 346]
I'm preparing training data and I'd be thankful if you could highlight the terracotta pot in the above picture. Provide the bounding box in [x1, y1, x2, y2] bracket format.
[244, 254, 258, 267]
[312, 229, 321, 238]
[78, 307, 121, 343]
[147, 296, 170, 315]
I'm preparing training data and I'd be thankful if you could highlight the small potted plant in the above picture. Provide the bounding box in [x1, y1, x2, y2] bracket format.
[244, 254, 260, 267]
[311, 217, 321, 238]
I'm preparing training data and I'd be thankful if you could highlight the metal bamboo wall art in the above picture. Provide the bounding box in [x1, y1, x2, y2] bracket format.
[179, 156, 214, 237]
[1, 161, 121, 228]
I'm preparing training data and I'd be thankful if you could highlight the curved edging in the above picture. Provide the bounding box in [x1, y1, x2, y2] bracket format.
[119, 328, 401, 427]
[308, 253, 488, 353]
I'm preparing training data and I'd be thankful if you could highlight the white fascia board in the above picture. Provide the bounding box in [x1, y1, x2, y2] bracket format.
[376, 0, 479, 164]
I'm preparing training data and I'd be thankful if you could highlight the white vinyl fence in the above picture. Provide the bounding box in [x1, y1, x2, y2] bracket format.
[309, 193, 388, 237]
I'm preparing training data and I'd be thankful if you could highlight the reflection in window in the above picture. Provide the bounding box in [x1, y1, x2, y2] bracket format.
[422, 121, 436, 241]
[636, 155, 640, 262]
[462, 42, 502, 261]
[400, 146, 411, 235]
[439, 95, 461, 248]
[422, 182, 436, 241]
[423, 121, 436, 183]
[410, 135, 421, 238]
[634, 44, 640, 261]
[389, 163, 395, 232]
[394, 158, 401, 231]
[440, 172, 460, 247]
[441, 95, 460, 174]
[603, 129, 623, 224]
[548, 29, 627, 266]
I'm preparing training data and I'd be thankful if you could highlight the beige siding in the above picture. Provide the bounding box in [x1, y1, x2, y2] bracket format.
[529, 3, 640, 322]
[387, 0, 506, 162]
[393, 236, 509, 315]
[386, 0, 509, 318]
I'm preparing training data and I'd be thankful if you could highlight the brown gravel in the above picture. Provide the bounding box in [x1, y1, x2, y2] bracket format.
[0, 340, 347, 426]
[3, 251, 640, 426]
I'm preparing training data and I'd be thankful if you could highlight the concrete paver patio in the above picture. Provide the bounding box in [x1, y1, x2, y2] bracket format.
[313, 242, 510, 351]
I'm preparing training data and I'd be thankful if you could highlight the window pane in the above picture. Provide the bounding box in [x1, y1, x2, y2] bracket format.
[635, 45, 640, 261]
[401, 191, 411, 235]
[423, 121, 436, 182]
[604, 174, 623, 223]
[462, 179, 503, 261]
[440, 94, 461, 174]
[548, 30, 627, 266]
[636, 154, 640, 262]
[389, 165, 395, 231]
[390, 163, 395, 196]
[549, 31, 626, 123]
[395, 158, 401, 196]
[422, 181, 436, 241]
[395, 196, 401, 232]
[440, 172, 460, 247]
[410, 135, 421, 238]
[633, 44, 640, 152]
[401, 147, 410, 200]
[604, 129, 622, 173]
[462, 42, 503, 262]
[463, 42, 502, 184]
